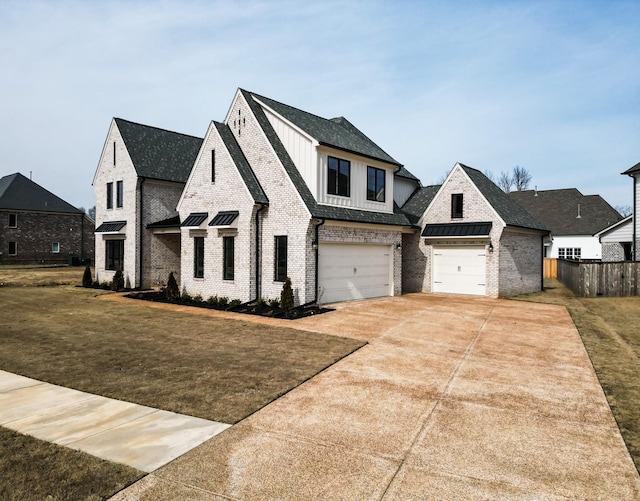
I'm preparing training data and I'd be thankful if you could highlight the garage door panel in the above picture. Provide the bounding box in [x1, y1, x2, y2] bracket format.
[433, 246, 486, 296]
[319, 244, 391, 303]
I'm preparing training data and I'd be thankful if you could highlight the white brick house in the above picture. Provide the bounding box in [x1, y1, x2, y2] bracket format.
[401, 163, 548, 297]
[93, 89, 550, 302]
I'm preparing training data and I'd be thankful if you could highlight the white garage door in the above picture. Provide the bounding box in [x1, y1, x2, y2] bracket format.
[318, 243, 392, 303]
[433, 246, 487, 295]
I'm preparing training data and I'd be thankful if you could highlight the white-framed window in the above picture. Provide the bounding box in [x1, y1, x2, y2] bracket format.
[558, 247, 581, 259]
[52, 242, 60, 253]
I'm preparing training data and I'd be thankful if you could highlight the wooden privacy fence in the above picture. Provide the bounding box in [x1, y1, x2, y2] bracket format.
[557, 259, 640, 297]
[544, 258, 557, 279]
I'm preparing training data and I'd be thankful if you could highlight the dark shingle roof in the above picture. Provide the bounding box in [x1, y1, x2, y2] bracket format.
[248, 91, 402, 167]
[241, 90, 412, 227]
[460, 164, 547, 232]
[508, 188, 622, 236]
[401, 185, 440, 225]
[214, 122, 268, 205]
[395, 166, 420, 182]
[622, 161, 640, 176]
[114, 118, 203, 183]
[0, 173, 82, 213]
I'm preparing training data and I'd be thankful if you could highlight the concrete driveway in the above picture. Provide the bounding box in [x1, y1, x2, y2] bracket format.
[113, 293, 640, 500]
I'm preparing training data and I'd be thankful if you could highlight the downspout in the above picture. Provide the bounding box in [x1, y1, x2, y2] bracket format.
[138, 177, 146, 289]
[80, 212, 85, 263]
[314, 218, 325, 303]
[634, 177, 637, 261]
[254, 203, 267, 300]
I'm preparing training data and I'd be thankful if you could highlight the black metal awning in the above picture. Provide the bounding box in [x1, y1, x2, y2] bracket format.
[147, 215, 180, 229]
[209, 210, 239, 227]
[181, 212, 208, 227]
[95, 221, 127, 233]
[422, 221, 492, 238]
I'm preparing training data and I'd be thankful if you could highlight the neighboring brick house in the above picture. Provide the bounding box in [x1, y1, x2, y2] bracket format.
[401, 163, 548, 297]
[92, 118, 202, 288]
[509, 188, 622, 260]
[0, 172, 94, 265]
[93, 88, 552, 301]
[621, 161, 640, 260]
[596, 216, 633, 261]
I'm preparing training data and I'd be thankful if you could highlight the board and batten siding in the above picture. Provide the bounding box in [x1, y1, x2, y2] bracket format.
[394, 177, 418, 207]
[262, 106, 318, 196]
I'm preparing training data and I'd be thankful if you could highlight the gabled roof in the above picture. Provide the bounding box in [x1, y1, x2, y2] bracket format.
[508, 188, 622, 236]
[114, 118, 203, 183]
[0, 173, 82, 213]
[395, 166, 420, 182]
[622, 161, 640, 176]
[460, 164, 547, 232]
[240, 89, 412, 227]
[249, 91, 402, 167]
[214, 122, 268, 205]
[401, 185, 440, 225]
[594, 215, 632, 238]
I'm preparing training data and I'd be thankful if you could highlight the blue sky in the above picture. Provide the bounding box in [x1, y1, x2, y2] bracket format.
[1, 0, 639, 212]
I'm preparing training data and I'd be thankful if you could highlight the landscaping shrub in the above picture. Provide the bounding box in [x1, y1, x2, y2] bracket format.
[269, 299, 280, 309]
[229, 299, 242, 308]
[192, 294, 203, 303]
[207, 295, 219, 306]
[165, 272, 179, 301]
[82, 265, 92, 288]
[280, 277, 294, 312]
[181, 291, 193, 303]
[111, 268, 124, 291]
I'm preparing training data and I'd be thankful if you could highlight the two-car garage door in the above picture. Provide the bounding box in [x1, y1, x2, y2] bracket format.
[318, 243, 392, 304]
[433, 246, 487, 296]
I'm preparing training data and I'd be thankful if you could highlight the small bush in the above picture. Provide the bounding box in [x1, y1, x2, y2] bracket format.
[256, 297, 266, 306]
[280, 277, 294, 312]
[207, 295, 219, 306]
[181, 291, 193, 303]
[111, 268, 124, 291]
[82, 265, 93, 288]
[229, 299, 242, 308]
[192, 294, 203, 303]
[218, 296, 229, 307]
[269, 299, 280, 309]
[166, 272, 179, 301]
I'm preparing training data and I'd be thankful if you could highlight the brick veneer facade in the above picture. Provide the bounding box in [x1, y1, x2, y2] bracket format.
[0, 210, 94, 265]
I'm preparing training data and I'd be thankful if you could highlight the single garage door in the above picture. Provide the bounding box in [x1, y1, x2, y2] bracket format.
[433, 246, 487, 295]
[318, 243, 392, 303]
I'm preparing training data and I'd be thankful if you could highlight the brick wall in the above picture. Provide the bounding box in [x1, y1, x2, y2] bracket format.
[498, 229, 543, 296]
[602, 242, 625, 262]
[0, 210, 94, 265]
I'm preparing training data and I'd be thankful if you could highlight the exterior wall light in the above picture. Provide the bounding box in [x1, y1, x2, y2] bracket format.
[395, 242, 402, 249]
[488, 242, 494, 253]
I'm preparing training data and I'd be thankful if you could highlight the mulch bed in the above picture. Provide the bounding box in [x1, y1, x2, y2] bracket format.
[124, 291, 333, 320]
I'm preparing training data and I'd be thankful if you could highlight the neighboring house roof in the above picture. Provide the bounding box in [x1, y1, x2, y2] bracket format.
[401, 185, 440, 225]
[114, 118, 203, 183]
[240, 89, 412, 227]
[460, 165, 548, 232]
[0, 172, 83, 213]
[594, 215, 633, 238]
[508, 188, 622, 236]
[214, 122, 269, 205]
[622, 161, 640, 176]
[249, 91, 402, 167]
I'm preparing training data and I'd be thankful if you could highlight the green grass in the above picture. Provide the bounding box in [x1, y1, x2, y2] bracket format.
[514, 279, 640, 473]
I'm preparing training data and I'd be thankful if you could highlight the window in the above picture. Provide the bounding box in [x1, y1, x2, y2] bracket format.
[8, 241, 17, 256]
[623, 242, 632, 261]
[116, 180, 123, 208]
[211, 149, 216, 183]
[274, 235, 287, 282]
[194, 236, 205, 278]
[8, 213, 17, 228]
[367, 166, 386, 202]
[223, 236, 234, 280]
[52, 242, 60, 253]
[107, 182, 113, 209]
[105, 239, 124, 270]
[558, 248, 581, 260]
[327, 156, 350, 197]
[451, 193, 464, 218]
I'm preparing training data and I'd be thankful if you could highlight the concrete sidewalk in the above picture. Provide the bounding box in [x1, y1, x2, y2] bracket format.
[0, 371, 229, 472]
[113, 294, 640, 500]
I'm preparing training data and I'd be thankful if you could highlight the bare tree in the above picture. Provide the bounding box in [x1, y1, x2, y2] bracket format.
[615, 205, 632, 217]
[436, 171, 449, 184]
[512, 165, 532, 191]
[88, 206, 96, 220]
[483, 169, 496, 182]
[497, 171, 513, 193]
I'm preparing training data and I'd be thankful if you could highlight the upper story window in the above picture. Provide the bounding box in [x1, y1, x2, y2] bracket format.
[328, 156, 350, 197]
[211, 149, 216, 183]
[116, 180, 124, 208]
[451, 193, 463, 218]
[107, 182, 113, 209]
[367, 166, 386, 202]
[8, 213, 17, 228]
